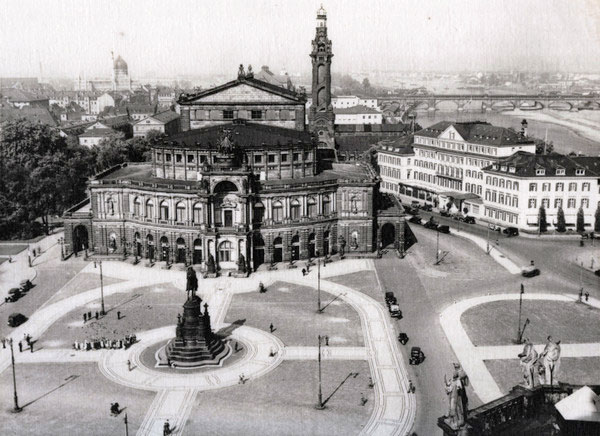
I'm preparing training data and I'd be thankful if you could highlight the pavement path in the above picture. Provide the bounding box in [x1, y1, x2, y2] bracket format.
[1, 257, 416, 436]
[439, 292, 600, 403]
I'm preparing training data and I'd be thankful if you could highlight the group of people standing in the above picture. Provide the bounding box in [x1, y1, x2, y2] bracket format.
[72, 335, 137, 351]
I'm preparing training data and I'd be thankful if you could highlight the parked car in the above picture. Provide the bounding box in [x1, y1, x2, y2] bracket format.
[451, 214, 462, 221]
[409, 215, 422, 224]
[462, 216, 476, 224]
[438, 225, 451, 234]
[385, 292, 397, 307]
[19, 279, 33, 292]
[421, 204, 433, 212]
[522, 265, 540, 277]
[424, 220, 439, 230]
[8, 313, 28, 327]
[403, 206, 415, 215]
[440, 210, 451, 217]
[503, 227, 519, 237]
[411, 201, 421, 209]
[488, 223, 502, 231]
[5, 288, 22, 303]
[389, 304, 403, 319]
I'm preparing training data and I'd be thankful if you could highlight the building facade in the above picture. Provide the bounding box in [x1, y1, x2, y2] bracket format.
[133, 111, 181, 137]
[334, 105, 382, 125]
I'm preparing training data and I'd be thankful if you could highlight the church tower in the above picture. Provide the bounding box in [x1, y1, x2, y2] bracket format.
[308, 5, 335, 149]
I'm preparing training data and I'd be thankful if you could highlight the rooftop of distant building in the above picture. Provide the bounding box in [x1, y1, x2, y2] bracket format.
[416, 121, 534, 146]
[484, 151, 600, 177]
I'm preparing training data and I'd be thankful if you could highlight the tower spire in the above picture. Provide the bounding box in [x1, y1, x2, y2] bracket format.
[308, 6, 335, 149]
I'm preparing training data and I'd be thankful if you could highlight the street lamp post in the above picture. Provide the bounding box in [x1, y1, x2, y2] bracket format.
[59, 237, 65, 261]
[9, 339, 22, 413]
[316, 250, 322, 313]
[94, 261, 106, 315]
[486, 226, 490, 254]
[515, 283, 525, 343]
[124, 413, 129, 436]
[315, 335, 325, 410]
[435, 228, 440, 264]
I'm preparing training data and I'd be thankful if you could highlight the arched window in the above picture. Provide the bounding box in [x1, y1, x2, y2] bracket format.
[192, 203, 202, 224]
[218, 240, 233, 262]
[176, 202, 186, 222]
[290, 199, 300, 220]
[272, 201, 283, 222]
[322, 195, 331, 215]
[307, 197, 317, 217]
[133, 197, 141, 216]
[253, 201, 264, 223]
[145, 200, 154, 218]
[160, 200, 169, 220]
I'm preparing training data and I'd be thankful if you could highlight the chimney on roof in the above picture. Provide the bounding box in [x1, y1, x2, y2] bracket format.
[521, 119, 528, 137]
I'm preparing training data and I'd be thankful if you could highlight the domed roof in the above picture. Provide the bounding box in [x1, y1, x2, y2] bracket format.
[113, 55, 128, 70]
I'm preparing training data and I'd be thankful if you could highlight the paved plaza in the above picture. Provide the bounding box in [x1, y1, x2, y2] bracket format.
[1, 225, 599, 435]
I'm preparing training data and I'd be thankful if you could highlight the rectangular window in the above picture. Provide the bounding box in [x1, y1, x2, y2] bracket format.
[187, 154, 194, 163]
[556, 182, 564, 191]
[542, 198, 550, 208]
[165, 153, 172, 162]
[293, 153, 300, 162]
[281, 153, 288, 162]
[176, 154, 182, 163]
[304, 152, 310, 160]
[582, 183, 590, 191]
[157, 152, 162, 161]
[568, 183, 577, 192]
[581, 198, 589, 208]
[554, 198, 562, 208]
[254, 155, 262, 164]
[542, 183, 550, 192]
[529, 183, 537, 192]
[528, 198, 537, 209]
[567, 198, 576, 208]
[223, 110, 234, 119]
[251, 110, 262, 119]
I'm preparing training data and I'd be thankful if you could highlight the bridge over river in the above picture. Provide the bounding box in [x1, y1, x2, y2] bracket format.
[379, 93, 600, 113]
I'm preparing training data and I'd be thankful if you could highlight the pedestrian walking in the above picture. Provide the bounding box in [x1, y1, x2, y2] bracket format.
[95, 311, 99, 320]
[325, 336, 329, 346]
[163, 420, 171, 436]
[2, 339, 6, 349]
[33, 248, 37, 257]
[368, 377, 374, 388]
[30, 342, 34, 353]
[234, 342, 239, 352]
[88, 311, 92, 320]
[360, 393, 367, 406]
[83, 313, 87, 323]
[408, 380, 415, 393]
[585, 291, 590, 302]
[127, 359, 131, 371]
[117, 311, 121, 320]
[18, 341, 22, 352]
[269, 323, 274, 333]
[302, 268, 306, 276]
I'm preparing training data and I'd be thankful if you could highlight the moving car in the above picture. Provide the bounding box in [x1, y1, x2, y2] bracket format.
[8, 313, 28, 327]
[503, 227, 519, 237]
[424, 219, 439, 230]
[409, 346, 426, 365]
[462, 216, 476, 224]
[19, 279, 33, 292]
[438, 225, 451, 234]
[440, 210, 451, 217]
[6, 288, 22, 303]
[521, 265, 540, 277]
[421, 204, 433, 212]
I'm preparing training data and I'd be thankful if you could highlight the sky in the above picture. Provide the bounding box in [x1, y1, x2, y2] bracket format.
[1, 0, 600, 79]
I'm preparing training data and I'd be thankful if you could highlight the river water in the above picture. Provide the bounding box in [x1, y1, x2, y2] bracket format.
[412, 109, 600, 156]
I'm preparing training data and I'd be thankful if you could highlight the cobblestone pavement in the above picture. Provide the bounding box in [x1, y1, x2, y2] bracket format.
[1, 258, 416, 436]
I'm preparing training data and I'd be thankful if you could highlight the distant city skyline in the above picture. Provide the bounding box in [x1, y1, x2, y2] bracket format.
[1, 0, 600, 79]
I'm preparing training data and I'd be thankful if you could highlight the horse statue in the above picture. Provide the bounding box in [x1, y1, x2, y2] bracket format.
[538, 336, 561, 385]
[517, 338, 538, 389]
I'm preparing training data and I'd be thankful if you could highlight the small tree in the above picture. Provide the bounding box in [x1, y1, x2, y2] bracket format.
[595, 206, 600, 232]
[576, 207, 585, 233]
[538, 206, 548, 233]
[556, 206, 566, 233]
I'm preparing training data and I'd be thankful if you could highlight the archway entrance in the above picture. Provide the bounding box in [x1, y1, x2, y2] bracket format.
[176, 238, 186, 263]
[72, 225, 88, 254]
[323, 231, 330, 256]
[291, 234, 300, 261]
[253, 234, 265, 269]
[273, 237, 283, 263]
[160, 236, 169, 262]
[193, 239, 202, 264]
[308, 233, 316, 258]
[381, 223, 396, 248]
[134, 232, 142, 257]
[146, 235, 154, 260]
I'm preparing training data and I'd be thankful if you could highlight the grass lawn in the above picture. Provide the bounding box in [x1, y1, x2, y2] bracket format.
[186, 360, 373, 436]
[38, 282, 185, 349]
[0, 245, 28, 256]
[485, 357, 600, 395]
[462, 300, 600, 346]
[0, 363, 154, 436]
[225, 281, 364, 347]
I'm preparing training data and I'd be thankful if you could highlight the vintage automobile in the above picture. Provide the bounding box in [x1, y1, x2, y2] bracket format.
[19, 279, 33, 292]
[522, 265, 541, 277]
[424, 219, 439, 230]
[398, 333, 409, 345]
[8, 313, 28, 327]
[503, 227, 519, 237]
[385, 292, 397, 307]
[6, 288, 22, 303]
[389, 304, 403, 319]
[408, 215, 422, 224]
[462, 216, 476, 224]
[440, 210, 451, 217]
[421, 204, 433, 212]
[409, 346, 426, 365]
[438, 225, 451, 234]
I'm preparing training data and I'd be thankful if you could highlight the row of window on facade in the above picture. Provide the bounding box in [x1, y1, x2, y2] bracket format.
[189, 109, 297, 121]
[155, 151, 311, 165]
[485, 208, 519, 224]
[415, 137, 500, 156]
[379, 154, 408, 166]
[105, 196, 334, 223]
[485, 190, 519, 207]
[528, 182, 591, 192]
[527, 198, 590, 209]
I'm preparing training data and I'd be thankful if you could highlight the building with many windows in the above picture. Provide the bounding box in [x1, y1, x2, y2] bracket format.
[62, 8, 411, 270]
[333, 105, 382, 125]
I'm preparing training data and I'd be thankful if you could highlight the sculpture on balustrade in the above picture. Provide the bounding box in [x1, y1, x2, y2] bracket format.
[444, 372, 465, 430]
[518, 337, 538, 389]
[538, 336, 561, 385]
